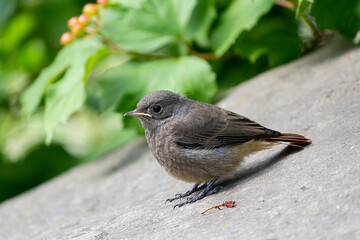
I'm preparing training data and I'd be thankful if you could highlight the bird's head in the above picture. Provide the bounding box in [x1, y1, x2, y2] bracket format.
[124, 90, 190, 131]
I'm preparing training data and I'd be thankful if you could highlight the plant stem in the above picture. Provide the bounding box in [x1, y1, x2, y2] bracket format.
[99, 33, 171, 59]
[275, 0, 295, 10]
[99, 33, 222, 60]
[275, 1, 323, 49]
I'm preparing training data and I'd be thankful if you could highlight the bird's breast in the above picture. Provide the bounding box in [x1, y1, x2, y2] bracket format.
[145, 127, 239, 182]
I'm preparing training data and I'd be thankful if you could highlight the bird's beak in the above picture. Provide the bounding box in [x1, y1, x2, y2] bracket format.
[124, 109, 152, 118]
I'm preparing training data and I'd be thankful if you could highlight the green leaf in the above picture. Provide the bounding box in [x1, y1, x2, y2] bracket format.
[0, 0, 17, 29]
[44, 78, 84, 142]
[20, 37, 109, 142]
[21, 43, 74, 117]
[185, 0, 217, 47]
[311, 0, 360, 40]
[295, 0, 313, 19]
[295, 0, 303, 18]
[97, 56, 217, 113]
[0, 12, 36, 53]
[211, 0, 275, 57]
[20, 38, 48, 73]
[235, 11, 302, 67]
[109, 0, 145, 7]
[100, 0, 196, 54]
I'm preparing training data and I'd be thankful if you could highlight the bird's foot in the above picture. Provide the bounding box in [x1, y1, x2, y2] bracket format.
[165, 183, 207, 203]
[174, 186, 223, 208]
[172, 178, 222, 208]
[207, 186, 223, 195]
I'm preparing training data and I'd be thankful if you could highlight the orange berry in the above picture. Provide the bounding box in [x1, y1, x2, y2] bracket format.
[60, 32, 74, 45]
[78, 14, 90, 25]
[83, 3, 98, 16]
[71, 23, 85, 37]
[67, 16, 78, 29]
[97, 0, 108, 6]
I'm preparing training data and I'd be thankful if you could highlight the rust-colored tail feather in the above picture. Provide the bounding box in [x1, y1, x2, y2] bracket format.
[265, 133, 311, 148]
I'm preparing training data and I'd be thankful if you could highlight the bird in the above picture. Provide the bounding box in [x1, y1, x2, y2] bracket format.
[124, 90, 311, 207]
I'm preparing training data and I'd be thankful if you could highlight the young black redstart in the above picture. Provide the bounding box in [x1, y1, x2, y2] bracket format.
[124, 90, 311, 207]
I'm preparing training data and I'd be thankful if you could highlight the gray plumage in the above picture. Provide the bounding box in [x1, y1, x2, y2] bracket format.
[124, 90, 311, 206]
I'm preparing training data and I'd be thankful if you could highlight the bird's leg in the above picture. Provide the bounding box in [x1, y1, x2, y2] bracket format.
[174, 178, 222, 208]
[166, 183, 207, 203]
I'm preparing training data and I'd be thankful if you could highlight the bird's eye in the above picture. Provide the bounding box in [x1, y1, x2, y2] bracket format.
[152, 105, 162, 113]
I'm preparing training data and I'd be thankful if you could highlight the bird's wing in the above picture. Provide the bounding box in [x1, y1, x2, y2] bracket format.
[173, 103, 281, 148]
[215, 110, 281, 145]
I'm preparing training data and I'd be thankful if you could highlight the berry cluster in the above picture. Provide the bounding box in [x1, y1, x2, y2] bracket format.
[60, 0, 108, 45]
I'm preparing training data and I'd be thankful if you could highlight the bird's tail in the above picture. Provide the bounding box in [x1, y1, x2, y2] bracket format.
[265, 133, 311, 148]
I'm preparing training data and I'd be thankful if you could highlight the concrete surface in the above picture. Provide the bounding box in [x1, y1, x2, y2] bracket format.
[1, 38, 359, 240]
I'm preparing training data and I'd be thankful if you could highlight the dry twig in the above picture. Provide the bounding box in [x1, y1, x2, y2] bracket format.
[201, 201, 236, 215]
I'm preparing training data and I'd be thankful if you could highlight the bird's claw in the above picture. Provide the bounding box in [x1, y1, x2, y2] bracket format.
[165, 193, 188, 203]
[166, 178, 222, 208]
[165, 183, 203, 204]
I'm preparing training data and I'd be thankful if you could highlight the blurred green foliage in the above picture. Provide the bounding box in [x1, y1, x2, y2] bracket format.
[0, 0, 136, 203]
[1, 0, 360, 203]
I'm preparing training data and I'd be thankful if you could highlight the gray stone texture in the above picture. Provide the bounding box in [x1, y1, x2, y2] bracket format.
[0, 38, 359, 240]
